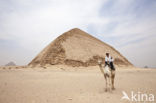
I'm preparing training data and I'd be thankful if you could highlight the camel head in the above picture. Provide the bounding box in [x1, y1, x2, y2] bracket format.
[98, 59, 102, 65]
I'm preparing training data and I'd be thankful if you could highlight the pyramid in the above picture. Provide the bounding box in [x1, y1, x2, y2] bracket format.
[5, 61, 16, 66]
[28, 28, 133, 67]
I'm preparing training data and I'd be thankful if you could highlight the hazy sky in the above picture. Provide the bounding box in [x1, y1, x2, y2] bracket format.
[0, 0, 156, 68]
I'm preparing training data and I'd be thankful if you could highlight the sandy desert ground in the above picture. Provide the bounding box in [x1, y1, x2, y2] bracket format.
[0, 65, 156, 103]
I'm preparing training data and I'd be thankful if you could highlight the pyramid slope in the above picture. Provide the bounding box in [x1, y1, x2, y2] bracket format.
[29, 28, 133, 67]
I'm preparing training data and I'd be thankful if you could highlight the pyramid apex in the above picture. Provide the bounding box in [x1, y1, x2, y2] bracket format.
[65, 28, 89, 36]
[70, 28, 81, 31]
[67, 28, 84, 33]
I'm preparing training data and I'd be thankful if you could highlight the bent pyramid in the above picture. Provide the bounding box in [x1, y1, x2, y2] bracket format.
[29, 28, 133, 67]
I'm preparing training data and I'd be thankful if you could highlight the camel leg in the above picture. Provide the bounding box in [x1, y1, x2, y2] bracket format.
[105, 76, 108, 92]
[111, 71, 115, 90]
[108, 77, 112, 92]
[111, 76, 115, 90]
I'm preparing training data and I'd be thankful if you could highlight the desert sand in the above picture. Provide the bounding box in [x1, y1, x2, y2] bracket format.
[0, 66, 155, 103]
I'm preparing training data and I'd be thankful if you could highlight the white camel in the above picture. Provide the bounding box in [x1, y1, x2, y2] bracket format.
[98, 59, 115, 92]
